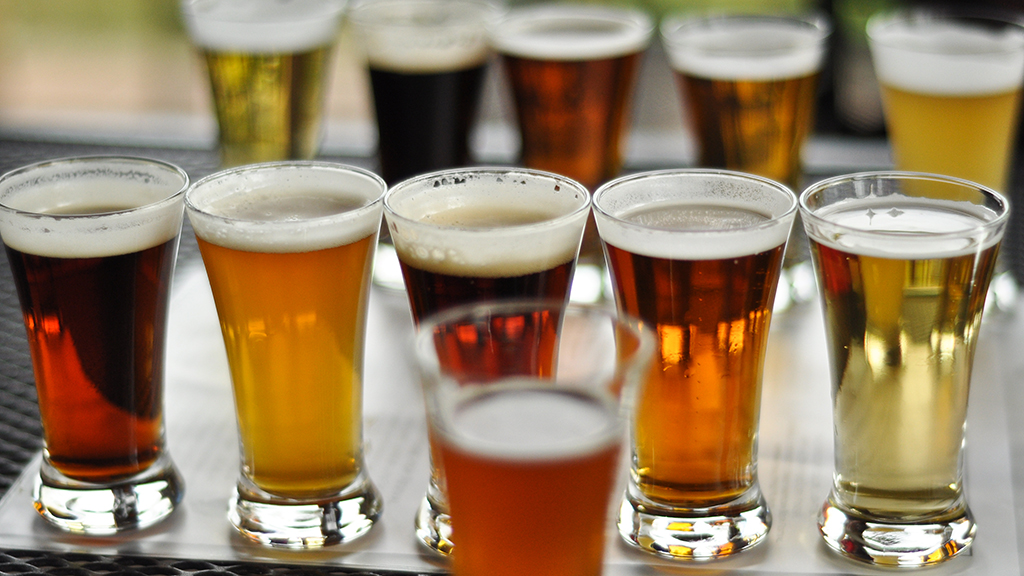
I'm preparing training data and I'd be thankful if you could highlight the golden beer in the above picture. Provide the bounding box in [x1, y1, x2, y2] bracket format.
[594, 169, 796, 560]
[801, 172, 1008, 567]
[662, 14, 829, 189]
[868, 13, 1024, 192]
[186, 162, 385, 548]
[182, 0, 343, 167]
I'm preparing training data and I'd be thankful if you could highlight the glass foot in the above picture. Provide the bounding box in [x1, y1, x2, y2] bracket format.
[33, 453, 184, 535]
[617, 485, 771, 560]
[818, 497, 976, 567]
[230, 473, 382, 549]
[414, 493, 453, 556]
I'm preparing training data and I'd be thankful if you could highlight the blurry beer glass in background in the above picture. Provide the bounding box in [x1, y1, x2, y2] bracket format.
[867, 10, 1024, 310]
[490, 4, 653, 302]
[415, 301, 653, 576]
[802, 172, 1007, 567]
[383, 167, 590, 555]
[185, 162, 385, 548]
[593, 169, 797, 559]
[348, 0, 498, 289]
[661, 13, 829, 310]
[181, 0, 345, 167]
[0, 157, 188, 534]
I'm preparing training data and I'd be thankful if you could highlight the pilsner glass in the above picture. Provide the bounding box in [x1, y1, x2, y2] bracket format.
[802, 172, 1008, 567]
[593, 169, 797, 560]
[490, 3, 653, 302]
[186, 162, 385, 548]
[348, 0, 499, 290]
[383, 167, 590, 555]
[661, 13, 830, 309]
[181, 0, 345, 167]
[0, 156, 188, 534]
[415, 301, 653, 576]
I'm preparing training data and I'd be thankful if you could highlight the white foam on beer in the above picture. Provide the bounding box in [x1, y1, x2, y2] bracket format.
[385, 170, 590, 278]
[593, 172, 796, 261]
[868, 15, 1024, 96]
[186, 165, 385, 253]
[0, 164, 186, 259]
[662, 15, 827, 81]
[438, 386, 620, 461]
[182, 0, 344, 53]
[490, 4, 652, 61]
[805, 197, 1005, 259]
[350, 0, 494, 72]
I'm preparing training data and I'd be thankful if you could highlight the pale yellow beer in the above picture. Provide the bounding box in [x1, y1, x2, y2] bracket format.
[186, 162, 385, 548]
[182, 0, 343, 167]
[868, 12, 1024, 192]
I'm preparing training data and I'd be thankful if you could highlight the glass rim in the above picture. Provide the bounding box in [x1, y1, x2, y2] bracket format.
[383, 166, 591, 234]
[798, 170, 1011, 239]
[185, 160, 387, 227]
[593, 168, 798, 233]
[0, 155, 190, 219]
[489, 3, 654, 60]
[867, 8, 1024, 54]
[181, 0, 347, 24]
[661, 11, 832, 50]
[414, 298, 655, 391]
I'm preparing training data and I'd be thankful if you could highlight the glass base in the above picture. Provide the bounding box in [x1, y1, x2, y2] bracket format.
[230, 473, 382, 549]
[818, 496, 976, 568]
[617, 483, 771, 560]
[33, 453, 183, 535]
[414, 493, 454, 556]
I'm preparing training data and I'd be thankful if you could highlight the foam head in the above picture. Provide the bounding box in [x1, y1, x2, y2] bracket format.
[490, 4, 653, 62]
[384, 167, 590, 278]
[349, 0, 497, 73]
[182, 0, 344, 53]
[593, 169, 797, 261]
[185, 162, 386, 254]
[868, 11, 1024, 96]
[662, 13, 830, 81]
[0, 157, 188, 259]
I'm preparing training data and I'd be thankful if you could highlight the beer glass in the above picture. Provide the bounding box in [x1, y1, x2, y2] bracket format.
[801, 172, 1007, 567]
[348, 0, 498, 290]
[186, 162, 385, 548]
[0, 156, 188, 534]
[661, 13, 830, 309]
[415, 300, 653, 576]
[593, 169, 797, 560]
[490, 3, 653, 302]
[181, 0, 345, 167]
[383, 167, 590, 554]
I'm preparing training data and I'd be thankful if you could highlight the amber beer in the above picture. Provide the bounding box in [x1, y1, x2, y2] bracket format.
[662, 14, 829, 189]
[867, 12, 1024, 192]
[416, 302, 652, 576]
[186, 162, 385, 548]
[182, 0, 343, 167]
[801, 173, 1007, 566]
[594, 170, 796, 559]
[491, 4, 652, 191]
[0, 157, 188, 534]
[349, 0, 494, 185]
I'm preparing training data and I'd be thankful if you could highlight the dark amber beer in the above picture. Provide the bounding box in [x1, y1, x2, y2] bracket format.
[350, 0, 495, 185]
[594, 169, 796, 560]
[801, 173, 1007, 567]
[0, 157, 188, 534]
[416, 302, 653, 576]
[384, 167, 590, 555]
[182, 0, 344, 167]
[491, 4, 652, 190]
[186, 161, 386, 548]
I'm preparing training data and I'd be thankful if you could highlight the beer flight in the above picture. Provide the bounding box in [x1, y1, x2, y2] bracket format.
[0, 0, 1021, 574]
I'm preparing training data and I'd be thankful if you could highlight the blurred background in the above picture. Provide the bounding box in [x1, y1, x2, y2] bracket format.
[0, 0, 1018, 191]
